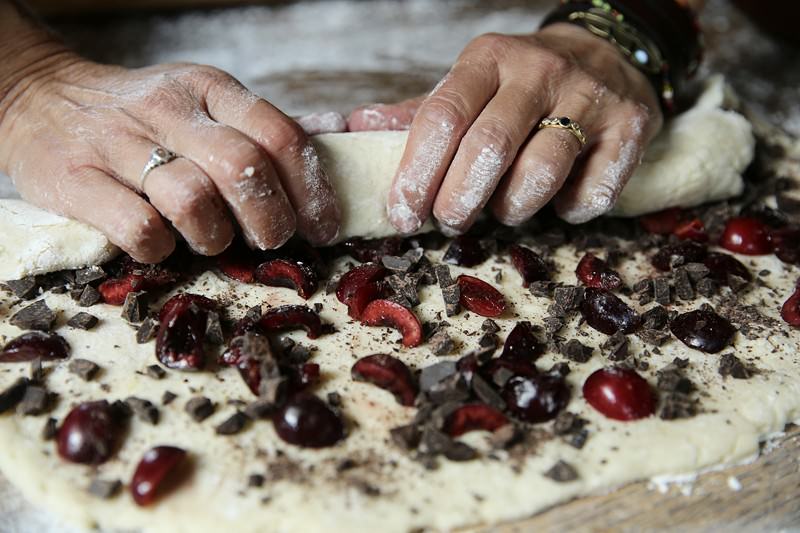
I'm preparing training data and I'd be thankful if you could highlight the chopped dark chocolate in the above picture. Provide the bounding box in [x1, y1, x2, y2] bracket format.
[387, 273, 420, 306]
[78, 285, 102, 307]
[543, 316, 565, 336]
[481, 319, 500, 334]
[75, 265, 106, 286]
[0, 378, 29, 414]
[41, 417, 57, 440]
[429, 329, 455, 356]
[696, 277, 717, 297]
[551, 286, 583, 315]
[547, 362, 571, 378]
[552, 412, 587, 436]
[161, 390, 177, 405]
[248, 474, 265, 488]
[659, 392, 697, 420]
[444, 441, 478, 462]
[653, 277, 671, 306]
[656, 365, 693, 394]
[435, 264, 455, 288]
[718, 353, 752, 379]
[88, 478, 122, 499]
[216, 411, 248, 435]
[285, 343, 313, 364]
[204, 311, 225, 345]
[244, 398, 276, 420]
[636, 328, 671, 346]
[390, 424, 421, 451]
[471, 374, 506, 411]
[125, 397, 159, 425]
[440, 284, 461, 317]
[478, 333, 498, 349]
[136, 318, 159, 344]
[419, 361, 458, 392]
[18, 385, 50, 415]
[640, 306, 669, 330]
[10, 300, 56, 331]
[683, 262, 710, 282]
[382, 255, 413, 273]
[601, 331, 628, 361]
[185, 396, 215, 422]
[121, 291, 148, 323]
[66, 312, 99, 330]
[327, 391, 342, 407]
[544, 460, 578, 482]
[529, 280, 556, 298]
[560, 339, 593, 363]
[673, 268, 694, 301]
[566, 429, 589, 449]
[145, 364, 166, 380]
[68, 359, 100, 381]
[4, 277, 38, 299]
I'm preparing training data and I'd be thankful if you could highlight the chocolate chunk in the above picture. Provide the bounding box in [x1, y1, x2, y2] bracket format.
[419, 361, 458, 392]
[67, 312, 99, 330]
[636, 328, 671, 346]
[41, 417, 57, 440]
[435, 264, 455, 288]
[718, 353, 752, 379]
[415, 256, 438, 285]
[552, 286, 583, 314]
[601, 331, 628, 361]
[0, 378, 29, 414]
[560, 339, 593, 363]
[69, 287, 84, 301]
[145, 364, 166, 380]
[633, 279, 652, 294]
[653, 277, 671, 305]
[683, 263, 710, 282]
[640, 306, 669, 330]
[248, 474, 265, 488]
[543, 316, 565, 336]
[75, 266, 106, 286]
[478, 333, 498, 349]
[427, 373, 470, 405]
[529, 281, 556, 298]
[121, 291, 148, 323]
[390, 424, 421, 451]
[567, 429, 589, 449]
[161, 390, 177, 405]
[491, 366, 515, 388]
[245, 305, 263, 321]
[136, 318, 159, 344]
[547, 362, 571, 378]
[325, 274, 341, 294]
[444, 441, 478, 462]
[29, 358, 44, 382]
[429, 329, 455, 356]
[544, 460, 578, 482]
[327, 391, 342, 407]
[673, 268, 694, 301]
[216, 411, 248, 435]
[205, 311, 224, 345]
[10, 300, 56, 331]
[728, 274, 749, 293]
[285, 343, 312, 364]
[88, 478, 122, 499]
[387, 274, 420, 306]
[672, 357, 689, 368]
[553, 412, 587, 436]
[481, 319, 500, 334]
[78, 285, 102, 307]
[4, 277, 38, 299]
[659, 392, 697, 420]
[244, 398, 276, 420]
[441, 284, 461, 317]
[68, 359, 100, 381]
[382, 255, 413, 272]
[185, 396, 215, 422]
[18, 385, 51, 415]
[656, 365, 693, 394]
[471, 374, 506, 411]
[125, 397, 159, 424]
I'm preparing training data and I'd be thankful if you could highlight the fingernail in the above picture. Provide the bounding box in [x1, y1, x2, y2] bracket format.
[388, 202, 422, 234]
[436, 220, 462, 237]
[557, 189, 615, 224]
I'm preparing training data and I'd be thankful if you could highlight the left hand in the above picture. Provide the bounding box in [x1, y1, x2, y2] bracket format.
[348, 23, 664, 234]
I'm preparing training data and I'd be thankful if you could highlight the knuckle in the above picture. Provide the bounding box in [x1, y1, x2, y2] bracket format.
[473, 121, 514, 158]
[468, 32, 514, 59]
[422, 93, 471, 130]
[537, 51, 571, 77]
[123, 211, 171, 261]
[216, 141, 268, 186]
[261, 119, 307, 155]
[618, 101, 652, 133]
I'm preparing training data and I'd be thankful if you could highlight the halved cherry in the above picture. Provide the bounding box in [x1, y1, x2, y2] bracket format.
[703, 252, 751, 285]
[457, 275, 506, 318]
[57, 401, 126, 465]
[781, 285, 800, 326]
[346, 281, 390, 319]
[719, 216, 771, 255]
[360, 299, 423, 347]
[97, 276, 140, 306]
[336, 264, 388, 304]
[1, 331, 69, 362]
[131, 446, 188, 506]
[575, 253, 622, 290]
[508, 244, 549, 287]
[351, 353, 418, 406]
[480, 357, 539, 384]
[444, 404, 509, 437]
[670, 309, 736, 353]
[583, 367, 655, 421]
[98, 256, 179, 305]
[651, 241, 707, 271]
[443, 236, 488, 267]
[502, 374, 570, 423]
[341, 237, 406, 263]
[580, 288, 640, 335]
[639, 207, 683, 234]
[500, 321, 544, 361]
[156, 301, 209, 370]
[215, 240, 259, 283]
[273, 393, 344, 448]
[674, 218, 708, 242]
[259, 305, 325, 339]
[769, 226, 800, 265]
[158, 293, 218, 322]
[254, 259, 318, 299]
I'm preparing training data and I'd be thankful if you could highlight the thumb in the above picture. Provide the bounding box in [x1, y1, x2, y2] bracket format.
[347, 96, 425, 132]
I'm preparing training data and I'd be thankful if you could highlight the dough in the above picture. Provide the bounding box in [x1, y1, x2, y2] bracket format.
[0, 76, 753, 280]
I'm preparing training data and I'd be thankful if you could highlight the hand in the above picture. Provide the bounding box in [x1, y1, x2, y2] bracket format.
[349, 23, 663, 234]
[0, 55, 341, 263]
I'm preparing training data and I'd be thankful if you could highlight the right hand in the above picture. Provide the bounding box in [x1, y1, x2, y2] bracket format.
[0, 54, 341, 263]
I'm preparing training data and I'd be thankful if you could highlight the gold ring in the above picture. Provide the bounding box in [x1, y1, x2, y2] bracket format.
[538, 116, 587, 148]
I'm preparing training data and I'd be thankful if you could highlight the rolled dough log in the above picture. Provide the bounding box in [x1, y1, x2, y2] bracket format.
[0, 76, 753, 280]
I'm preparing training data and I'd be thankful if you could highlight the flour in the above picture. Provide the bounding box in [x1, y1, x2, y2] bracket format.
[440, 143, 505, 228]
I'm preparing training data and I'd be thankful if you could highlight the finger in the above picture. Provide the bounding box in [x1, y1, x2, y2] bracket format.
[107, 136, 236, 256]
[20, 167, 174, 263]
[553, 104, 655, 224]
[347, 96, 425, 132]
[431, 81, 552, 233]
[295, 112, 348, 136]
[386, 57, 499, 234]
[203, 77, 341, 246]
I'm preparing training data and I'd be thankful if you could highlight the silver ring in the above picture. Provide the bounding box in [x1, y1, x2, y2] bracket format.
[140, 147, 177, 189]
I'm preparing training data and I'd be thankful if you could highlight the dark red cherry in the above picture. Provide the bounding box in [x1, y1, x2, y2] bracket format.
[254, 259, 318, 299]
[703, 252, 751, 285]
[508, 244, 549, 287]
[346, 281, 391, 319]
[670, 309, 736, 353]
[651, 241, 707, 271]
[480, 357, 539, 385]
[98, 257, 179, 305]
[131, 446, 188, 506]
[273, 393, 344, 448]
[580, 288, 640, 335]
[502, 374, 570, 423]
[360, 299, 423, 347]
[351, 354, 418, 406]
[639, 207, 683, 235]
[444, 404, 509, 437]
[575, 253, 622, 290]
[719, 217, 771, 255]
[215, 240, 259, 283]
[341, 237, 406, 263]
[583, 367, 655, 421]
[156, 299, 210, 370]
[673, 218, 708, 242]
[336, 264, 388, 304]
[781, 286, 800, 327]
[259, 305, 325, 339]
[443, 236, 487, 267]
[57, 401, 126, 465]
[457, 275, 506, 318]
[500, 321, 544, 361]
[158, 293, 217, 323]
[769, 226, 800, 265]
[0, 331, 69, 362]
